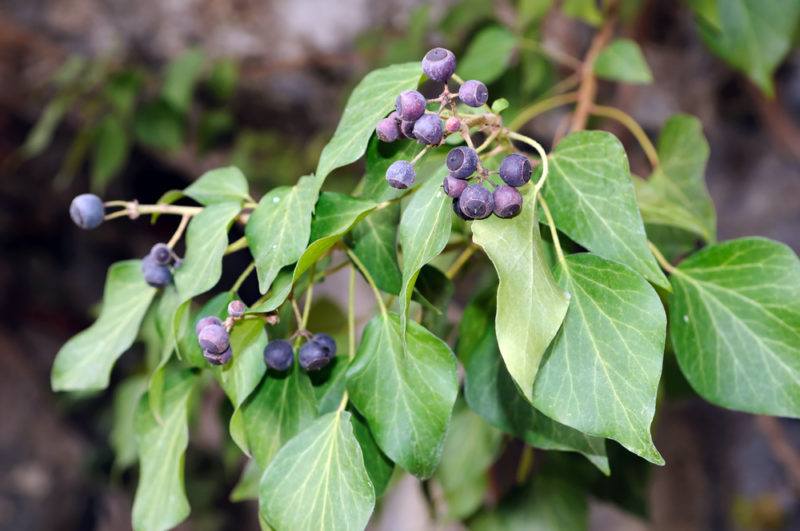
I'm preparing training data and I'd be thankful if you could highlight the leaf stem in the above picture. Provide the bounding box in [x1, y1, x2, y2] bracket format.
[648, 240, 678, 275]
[516, 445, 535, 484]
[104, 202, 203, 221]
[291, 298, 304, 329]
[301, 263, 316, 327]
[229, 261, 255, 294]
[225, 236, 248, 255]
[591, 104, 659, 169]
[538, 195, 566, 265]
[167, 214, 191, 249]
[337, 266, 358, 414]
[508, 91, 580, 131]
[506, 130, 549, 197]
[346, 249, 388, 319]
[445, 243, 478, 279]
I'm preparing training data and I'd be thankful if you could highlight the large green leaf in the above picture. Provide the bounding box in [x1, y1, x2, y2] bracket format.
[183, 166, 250, 206]
[91, 114, 129, 191]
[635, 114, 716, 243]
[52, 261, 156, 391]
[544, 131, 669, 288]
[110, 375, 148, 471]
[259, 411, 375, 531]
[472, 185, 569, 401]
[349, 203, 402, 294]
[457, 25, 518, 84]
[697, 0, 800, 96]
[161, 48, 204, 112]
[238, 363, 318, 468]
[532, 254, 665, 465]
[669, 238, 800, 416]
[594, 39, 653, 84]
[132, 370, 197, 531]
[211, 318, 267, 408]
[351, 413, 394, 498]
[347, 312, 458, 478]
[398, 169, 452, 318]
[246, 175, 318, 293]
[316, 62, 421, 183]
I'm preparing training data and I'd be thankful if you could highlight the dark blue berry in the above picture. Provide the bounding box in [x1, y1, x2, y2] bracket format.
[459, 184, 494, 219]
[141, 255, 172, 288]
[446, 146, 479, 179]
[311, 333, 337, 358]
[264, 339, 294, 371]
[395, 90, 426, 121]
[443, 174, 467, 198]
[204, 346, 232, 365]
[458, 80, 488, 107]
[412, 114, 443, 145]
[150, 243, 172, 265]
[299, 340, 331, 371]
[70, 193, 104, 230]
[452, 197, 471, 220]
[195, 315, 223, 336]
[422, 48, 457, 82]
[198, 323, 229, 354]
[376, 116, 401, 142]
[499, 153, 532, 187]
[386, 160, 416, 189]
[400, 120, 417, 139]
[493, 185, 523, 218]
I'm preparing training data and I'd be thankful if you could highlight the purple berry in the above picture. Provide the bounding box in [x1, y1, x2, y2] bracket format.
[443, 174, 468, 198]
[493, 185, 523, 218]
[141, 255, 172, 288]
[311, 333, 337, 358]
[198, 323, 229, 354]
[376, 117, 401, 142]
[227, 300, 246, 318]
[70, 193, 104, 230]
[299, 340, 331, 371]
[204, 346, 233, 366]
[458, 80, 488, 107]
[499, 153, 532, 187]
[264, 339, 294, 371]
[395, 90, 426, 121]
[412, 114, 443, 145]
[452, 197, 471, 220]
[386, 160, 416, 189]
[149, 243, 172, 266]
[459, 184, 494, 220]
[445, 117, 461, 133]
[422, 47, 457, 82]
[195, 315, 223, 336]
[446, 146, 479, 179]
[399, 120, 417, 139]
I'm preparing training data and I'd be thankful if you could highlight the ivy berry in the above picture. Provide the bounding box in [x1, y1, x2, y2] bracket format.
[195, 316, 223, 336]
[227, 300, 246, 318]
[299, 340, 330, 371]
[264, 339, 294, 372]
[422, 47, 457, 82]
[395, 90, 426, 121]
[69, 193, 105, 230]
[443, 174, 468, 198]
[413, 114, 444, 145]
[141, 254, 172, 288]
[499, 153, 532, 187]
[493, 185, 523, 218]
[386, 160, 416, 189]
[446, 146, 479, 179]
[376, 115, 401, 143]
[458, 80, 488, 107]
[459, 184, 494, 219]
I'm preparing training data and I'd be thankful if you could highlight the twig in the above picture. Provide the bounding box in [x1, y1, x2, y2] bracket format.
[167, 214, 191, 249]
[509, 92, 579, 131]
[446, 244, 479, 279]
[591, 104, 659, 168]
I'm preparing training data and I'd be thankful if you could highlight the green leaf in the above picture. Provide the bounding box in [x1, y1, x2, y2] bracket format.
[247, 175, 318, 293]
[472, 186, 569, 401]
[594, 39, 653, 84]
[293, 192, 376, 280]
[207, 59, 239, 101]
[491, 97, 510, 114]
[563, 0, 602, 25]
[347, 312, 458, 478]
[133, 100, 184, 151]
[105, 70, 142, 115]
[259, 411, 375, 531]
[22, 92, 74, 157]
[350, 203, 402, 294]
[230, 459, 261, 502]
[246, 269, 293, 314]
[91, 115, 129, 191]
[669, 237, 800, 417]
[544, 131, 669, 289]
[183, 166, 250, 206]
[211, 318, 267, 408]
[110, 375, 148, 471]
[635, 114, 716, 243]
[457, 25, 518, 84]
[697, 0, 800, 96]
[360, 137, 423, 202]
[687, 0, 720, 29]
[132, 369, 197, 531]
[147, 286, 182, 418]
[238, 363, 318, 468]
[351, 413, 394, 497]
[151, 189, 184, 223]
[52, 261, 156, 391]
[162, 48, 204, 112]
[316, 62, 421, 182]
[532, 254, 665, 465]
[398, 170, 452, 318]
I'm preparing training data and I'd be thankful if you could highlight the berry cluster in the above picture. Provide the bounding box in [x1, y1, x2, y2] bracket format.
[141, 242, 181, 288]
[195, 300, 247, 365]
[263, 333, 336, 372]
[447, 150, 529, 220]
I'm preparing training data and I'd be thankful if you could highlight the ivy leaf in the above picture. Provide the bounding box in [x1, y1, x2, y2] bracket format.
[532, 254, 666, 465]
[247, 175, 318, 293]
[351, 413, 394, 497]
[134, 100, 184, 151]
[52, 260, 156, 391]
[110, 375, 148, 471]
[457, 25, 518, 84]
[237, 364, 318, 468]
[132, 369, 197, 531]
[183, 166, 250, 206]
[151, 189, 184, 223]
[697, 0, 800, 97]
[211, 318, 267, 408]
[669, 238, 800, 417]
[147, 286, 182, 418]
[259, 411, 375, 531]
[161, 48, 204, 113]
[563, 0, 602, 25]
[347, 312, 458, 478]
[594, 39, 653, 84]
[635, 114, 716, 243]
[472, 186, 569, 402]
[350, 203, 402, 294]
[246, 269, 293, 314]
[398, 169, 452, 319]
[230, 459, 261, 502]
[544, 131, 669, 289]
[91, 115, 129, 191]
[316, 62, 421, 183]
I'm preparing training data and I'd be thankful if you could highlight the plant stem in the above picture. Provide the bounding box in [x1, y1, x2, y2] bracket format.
[508, 92, 579, 131]
[648, 240, 678, 275]
[337, 266, 358, 414]
[291, 298, 304, 329]
[506, 131, 549, 196]
[229, 261, 255, 294]
[346, 249, 388, 319]
[410, 145, 431, 165]
[225, 236, 248, 255]
[516, 446, 535, 484]
[538, 195, 566, 265]
[301, 263, 316, 326]
[104, 202, 203, 221]
[446, 244, 478, 280]
[167, 214, 191, 249]
[591, 104, 659, 168]
[475, 128, 502, 153]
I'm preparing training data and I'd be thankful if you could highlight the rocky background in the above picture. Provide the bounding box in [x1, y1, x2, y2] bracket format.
[1, 0, 799, 529]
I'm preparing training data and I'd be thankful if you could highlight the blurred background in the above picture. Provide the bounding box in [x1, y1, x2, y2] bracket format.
[1, 0, 799, 529]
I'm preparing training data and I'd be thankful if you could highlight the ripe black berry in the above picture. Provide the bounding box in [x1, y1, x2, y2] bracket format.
[376, 116, 401, 142]
[452, 197, 471, 220]
[141, 255, 172, 288]
[395, 90, 426, 121]
[195, 315, 223, 336]
[443, 174, 467, 198]
[386, 160, 416, 189]
[264, 339, 294, 371]
[422, 47, 457, 82]
[69, 194, 105, 230]
[499, 153, 532, 187]
[446, 146, 478, 179]
[493, 185, 523, 218]
[204, 346, 233, 366]
[459, 184, 494, 219]
[311, 333, 337, 358]
[399, 119, 417, 140]
[150, 243, 172, 266]
[458, 80, 488, 107]
[299, 340, 331, 371]
[412, 114, 443, 145]
[227, 300, 246, 318]
[198, 323, 229, 354]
